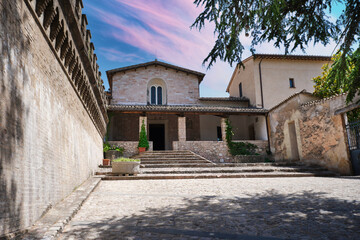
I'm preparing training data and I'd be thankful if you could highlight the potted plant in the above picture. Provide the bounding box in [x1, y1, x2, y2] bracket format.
[103, 158, 110, 166]
[138, 120, 149, 153]
[112, 158, 141, 174]
[103, 142, 124, 163]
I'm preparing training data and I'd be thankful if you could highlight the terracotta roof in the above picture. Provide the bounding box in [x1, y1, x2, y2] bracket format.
[108, 104, 267, 115]
[106, 60, 206, 89]
[269, 90, 315, 112]
[199, 97, 249, 102]
[226, 54, 332, 92]
[246, 54, 331, 62]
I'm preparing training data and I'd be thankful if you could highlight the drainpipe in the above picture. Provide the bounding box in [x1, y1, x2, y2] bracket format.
[258, 58, 265, 108]
[259, 58, 270, 153]
[265, 113, 271, 154]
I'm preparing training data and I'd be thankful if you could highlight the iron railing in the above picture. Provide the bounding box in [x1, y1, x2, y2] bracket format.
[346, 120, 360, 150]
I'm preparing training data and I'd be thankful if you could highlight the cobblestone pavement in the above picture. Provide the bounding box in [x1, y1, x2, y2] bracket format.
[58, 177, 360, 240]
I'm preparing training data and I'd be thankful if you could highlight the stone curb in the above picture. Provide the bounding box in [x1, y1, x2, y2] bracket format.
[101, 171, 337, 180]
[21, 177, 101, 240]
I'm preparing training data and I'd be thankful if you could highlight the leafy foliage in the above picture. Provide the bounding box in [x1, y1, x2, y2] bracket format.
[138, 120, 149, 149]
[192, 0, 360, 101]
[113, 158, 140, 162]
[314, 51, 360, 122]
[225, 119, 258, 155]
[103, 142, 124, 153]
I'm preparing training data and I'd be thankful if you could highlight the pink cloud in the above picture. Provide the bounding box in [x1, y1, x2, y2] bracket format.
[89, 1, 334, 97]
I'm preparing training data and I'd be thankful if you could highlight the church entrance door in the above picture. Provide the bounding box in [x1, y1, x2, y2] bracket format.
[149, 124, 165, 150]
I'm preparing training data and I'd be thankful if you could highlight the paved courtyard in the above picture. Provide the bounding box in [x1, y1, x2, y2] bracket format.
[58, 177, 360, 240]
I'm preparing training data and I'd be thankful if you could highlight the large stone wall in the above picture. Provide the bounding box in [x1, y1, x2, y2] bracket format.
[0, 0, 107, 236]
[269, 93, 353, 175]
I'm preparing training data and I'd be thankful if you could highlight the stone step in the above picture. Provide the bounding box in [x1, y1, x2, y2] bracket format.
[140, 160, 210, 164]
[96, 165, 330, 175]
[97, 166, 329, 175]
[140, 166, 330, 174]
[138, 151, 192, 155]
[101, 171, 337, 180]
[141, 163, 216, 168]
[138, 156, 203, 160]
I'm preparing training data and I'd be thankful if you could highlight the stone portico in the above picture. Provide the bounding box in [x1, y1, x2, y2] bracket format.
[107, 105, 268, 162]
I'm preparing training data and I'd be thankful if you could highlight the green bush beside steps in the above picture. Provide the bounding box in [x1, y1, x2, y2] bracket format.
[113, 158, 140, 162]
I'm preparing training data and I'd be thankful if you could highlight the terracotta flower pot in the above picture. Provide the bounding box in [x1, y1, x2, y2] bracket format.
[103, 159, 110, 166]
[138, 147, 146, 153]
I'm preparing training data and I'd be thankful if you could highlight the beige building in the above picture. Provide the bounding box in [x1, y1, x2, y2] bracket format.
[106, 60, 268, 162]
[226, 54, 331, 109]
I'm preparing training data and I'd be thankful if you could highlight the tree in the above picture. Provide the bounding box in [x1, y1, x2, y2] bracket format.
[138, 120, 149, 149]
[192, 0, 360, 101]
[313, 51, 360, 122]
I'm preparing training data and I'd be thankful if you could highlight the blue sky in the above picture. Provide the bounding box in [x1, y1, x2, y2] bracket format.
[84, 0, 344, 97]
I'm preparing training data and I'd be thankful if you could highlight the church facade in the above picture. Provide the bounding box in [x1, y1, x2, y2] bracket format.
[106, 60, 268, 162]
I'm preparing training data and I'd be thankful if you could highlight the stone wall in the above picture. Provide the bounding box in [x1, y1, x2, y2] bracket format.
[173, 140, 268, 163]
[111, 65, 201, 105]
[269, 93, 353, 175]
[108, 141, 153, 158]
[0, 0, 107, 236]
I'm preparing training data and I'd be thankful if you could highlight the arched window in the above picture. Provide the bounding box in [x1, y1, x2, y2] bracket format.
[147, 79, 167, 105]
[157, 86, 162, 105]
[151, 86, 156, 104]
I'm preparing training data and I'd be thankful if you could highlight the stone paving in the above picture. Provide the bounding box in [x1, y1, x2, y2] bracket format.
[58, 177, 360, 240]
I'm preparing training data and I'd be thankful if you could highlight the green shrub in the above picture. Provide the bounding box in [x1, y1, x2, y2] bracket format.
[113, 158, 140, 162]
[138, 120, 149, 149]
[229, 142, 258, 156]
[225, 119, 258, 156]
[103, 142, 124, 153]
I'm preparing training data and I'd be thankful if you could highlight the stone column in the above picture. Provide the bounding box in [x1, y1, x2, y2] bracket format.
[139, 115, 147, 134]
[220, 117, 227, 142]
[178, 116, 186, 142]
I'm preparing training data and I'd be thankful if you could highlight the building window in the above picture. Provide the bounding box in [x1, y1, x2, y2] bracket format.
[217, 126, 222, 141]
[147, 78, 167, 105]
[289, 78, 295, 88]
[150, 86, 163, 105]
[151, 86, 156, 104]
[157, 86, 162, 105]
[239, 83, 243, 97]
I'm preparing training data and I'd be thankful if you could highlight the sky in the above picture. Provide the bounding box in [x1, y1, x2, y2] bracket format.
[83, 0, 345, 97]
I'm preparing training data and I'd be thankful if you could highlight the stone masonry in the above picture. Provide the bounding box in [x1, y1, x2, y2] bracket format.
[0, 0, 107, 236]
[269, 93, 354, 175]
[173, 140, 268, 163]
[111, 65, 201, 105]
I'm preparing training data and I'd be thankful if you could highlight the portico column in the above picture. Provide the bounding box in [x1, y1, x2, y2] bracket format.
[221, 117, 228, 142]
[139, 115, 147, 134]
[178, 116, 186, 142]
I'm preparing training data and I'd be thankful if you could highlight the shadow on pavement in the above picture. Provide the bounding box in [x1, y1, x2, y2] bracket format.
[59, 190, 360, 239]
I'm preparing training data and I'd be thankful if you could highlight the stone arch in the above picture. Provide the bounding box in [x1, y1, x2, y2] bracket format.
[147, 78, 167, 105]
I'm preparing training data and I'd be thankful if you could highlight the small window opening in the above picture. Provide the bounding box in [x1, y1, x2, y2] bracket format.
[157, 86, 162, 105]
[289, 78, 295, 88]
[217, 126, 222, 141]
[151, 86, 156, 104]
[239, 83, 243, 97]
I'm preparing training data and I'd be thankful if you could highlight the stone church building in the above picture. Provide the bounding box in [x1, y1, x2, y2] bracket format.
[106, 60, 268, 161]
[105, 56, 336, 162]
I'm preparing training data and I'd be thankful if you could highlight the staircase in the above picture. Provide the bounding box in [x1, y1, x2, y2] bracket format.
[98, 150, 337, 180]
